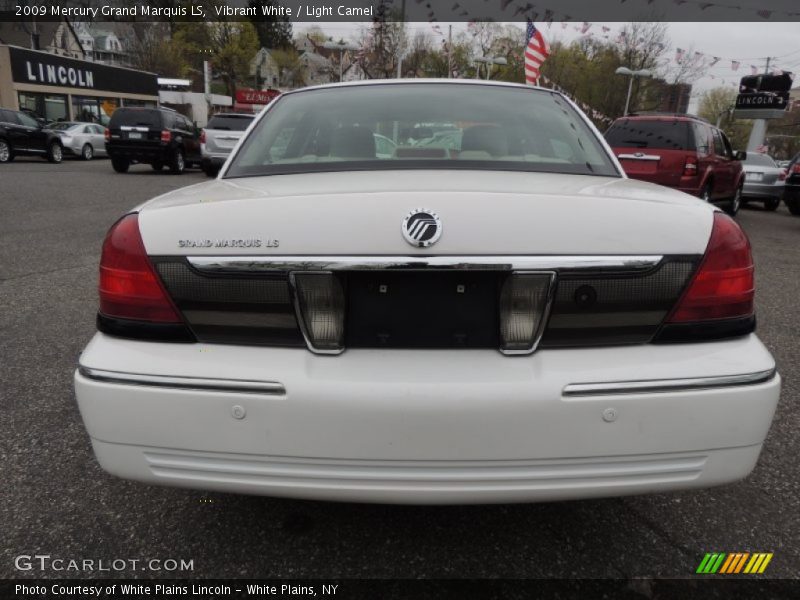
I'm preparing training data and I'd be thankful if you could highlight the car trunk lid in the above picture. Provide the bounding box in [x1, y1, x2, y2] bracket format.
[138, 171, 712, 257]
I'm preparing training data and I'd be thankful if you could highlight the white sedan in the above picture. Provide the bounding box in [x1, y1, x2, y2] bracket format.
[75, 80, 780, 504]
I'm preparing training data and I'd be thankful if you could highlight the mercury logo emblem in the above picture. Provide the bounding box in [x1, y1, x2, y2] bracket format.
[402, 209, 442, 248]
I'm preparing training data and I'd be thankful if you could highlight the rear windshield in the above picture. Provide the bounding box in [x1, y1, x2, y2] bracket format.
[744, 153, 776, 167]
[109, 109, 163, 129]
[225, 84, 619, 178]
[605, 119, 694, 151]
[207, 114, 254, 131]
[50, 122, 79, 130]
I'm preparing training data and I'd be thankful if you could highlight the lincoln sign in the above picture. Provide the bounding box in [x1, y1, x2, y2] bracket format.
[734, 71, 794, 119]
[8, 46, 158, 95]
[735, 92, 790, 110]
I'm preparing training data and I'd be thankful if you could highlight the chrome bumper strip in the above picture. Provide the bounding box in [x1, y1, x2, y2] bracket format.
[563, 369, 776, 397]
[187, 255, 663, 274]
[78, 367, 286, 396]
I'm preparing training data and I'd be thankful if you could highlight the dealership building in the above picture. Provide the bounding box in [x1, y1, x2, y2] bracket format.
[0, 44, 159, 124]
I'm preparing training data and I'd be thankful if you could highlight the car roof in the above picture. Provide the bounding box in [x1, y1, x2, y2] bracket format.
[116, 107, 175, 113]
[615, 114, 709, 124]
[283, 78, 551, 96]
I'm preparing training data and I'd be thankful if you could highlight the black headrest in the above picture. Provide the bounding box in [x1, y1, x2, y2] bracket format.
[461, 125, 509, 157]
[330, 125, 375, 159]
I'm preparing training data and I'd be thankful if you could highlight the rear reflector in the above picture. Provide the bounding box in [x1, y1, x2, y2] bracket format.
[99, 214, 183, 323]
[667, 212, 754, 323]
[292, 272, 346, 354]
[498, 273, 555, 354]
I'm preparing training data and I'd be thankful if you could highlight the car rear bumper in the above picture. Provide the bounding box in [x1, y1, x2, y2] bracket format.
[74, 333, 780, 504]
[107, 144, 172, 163]
[743, 182, 783, 199]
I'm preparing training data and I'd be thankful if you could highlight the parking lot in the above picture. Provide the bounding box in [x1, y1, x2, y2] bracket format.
[1, 157, 798, 579]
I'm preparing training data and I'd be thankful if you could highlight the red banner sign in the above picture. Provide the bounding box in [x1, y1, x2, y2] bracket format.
[235, 88, 280, 105]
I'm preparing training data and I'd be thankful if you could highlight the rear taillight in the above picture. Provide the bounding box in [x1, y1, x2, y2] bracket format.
[199, 129, 206, 144]
[667, 212, 754, 323]
[790, 163, 800, 175]
[779, 169, 787, 181]
[99, 214, 182, 323]
[104, 128, 110, 141]
[683, 156, 698, 177]
[160, 129, 172, 143]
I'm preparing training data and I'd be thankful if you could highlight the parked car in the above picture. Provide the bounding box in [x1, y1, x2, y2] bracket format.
[200, 112, 255, 177]
[50, 122, 107, 160]
[605, 114, 746, 215]
[105, 107, 201, 174]
[740, 153, 785, 210]
[0, 108, 63, 163]
[783, 154, 800, 215]
[75, 81, 779, 504]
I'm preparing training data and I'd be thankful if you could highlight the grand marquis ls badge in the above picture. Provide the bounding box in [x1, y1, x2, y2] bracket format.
[402, 209, 442, 248]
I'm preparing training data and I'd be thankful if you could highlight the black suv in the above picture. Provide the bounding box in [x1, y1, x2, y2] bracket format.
[783, 153, 800, 216]
[0, 108, 64, 164]
[105, 107, 201, 174]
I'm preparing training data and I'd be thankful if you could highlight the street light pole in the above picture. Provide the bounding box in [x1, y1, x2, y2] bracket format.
[615, 67, 652, 116]
[623, 76, 634, 116]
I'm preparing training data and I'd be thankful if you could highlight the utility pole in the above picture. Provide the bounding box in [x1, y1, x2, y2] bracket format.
[395, 0, 406, 78]
[746, 56, 773, 152]
[447, 25, 452, 78]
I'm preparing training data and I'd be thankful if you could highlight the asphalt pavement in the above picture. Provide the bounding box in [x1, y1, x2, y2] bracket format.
[1, 158, 798, 580]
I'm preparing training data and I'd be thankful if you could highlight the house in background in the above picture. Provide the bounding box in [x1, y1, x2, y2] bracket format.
[250, 48, 282, 89]
[299, 50, 333, 87]
[74, 23, 135, 67]
[0, 19, 85, 59]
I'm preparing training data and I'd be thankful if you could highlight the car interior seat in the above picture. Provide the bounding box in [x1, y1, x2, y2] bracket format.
[330, 125, 376, 159]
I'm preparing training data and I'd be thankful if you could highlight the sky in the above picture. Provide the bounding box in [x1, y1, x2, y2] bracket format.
[299, 21, 800, 113]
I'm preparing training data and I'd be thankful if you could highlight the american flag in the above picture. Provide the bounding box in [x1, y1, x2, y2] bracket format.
[524, 20, 550, 85]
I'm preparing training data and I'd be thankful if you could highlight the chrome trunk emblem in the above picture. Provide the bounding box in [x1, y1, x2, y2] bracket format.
[402, 209, 442, 248]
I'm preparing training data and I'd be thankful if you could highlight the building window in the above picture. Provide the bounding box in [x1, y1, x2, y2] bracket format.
[18, 92, 69, 122]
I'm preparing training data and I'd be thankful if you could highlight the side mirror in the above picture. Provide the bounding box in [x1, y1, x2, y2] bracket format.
[734, 150, 747, 161]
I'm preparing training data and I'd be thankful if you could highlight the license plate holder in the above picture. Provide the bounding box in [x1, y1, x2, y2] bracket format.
[127, 132, 143, 140]
[344, 271, 504, 348]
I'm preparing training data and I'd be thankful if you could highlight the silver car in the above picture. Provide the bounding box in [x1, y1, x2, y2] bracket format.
[201, 113, 255, 177]
[50, 122, 107, 160]
[741, 153, 785, 211]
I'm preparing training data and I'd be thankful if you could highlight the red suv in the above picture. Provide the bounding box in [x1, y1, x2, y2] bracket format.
[605, 114, 746, 215]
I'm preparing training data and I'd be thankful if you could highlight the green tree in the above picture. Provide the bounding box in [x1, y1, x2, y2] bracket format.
[698, 87, 751, 150]
[248, 0, 293, 49]
[128, 27, 189, 79]
[175, 19, 259, 97]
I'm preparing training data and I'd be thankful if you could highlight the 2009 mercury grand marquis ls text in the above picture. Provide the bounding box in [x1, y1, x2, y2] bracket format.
[74, 81, 780, 504]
